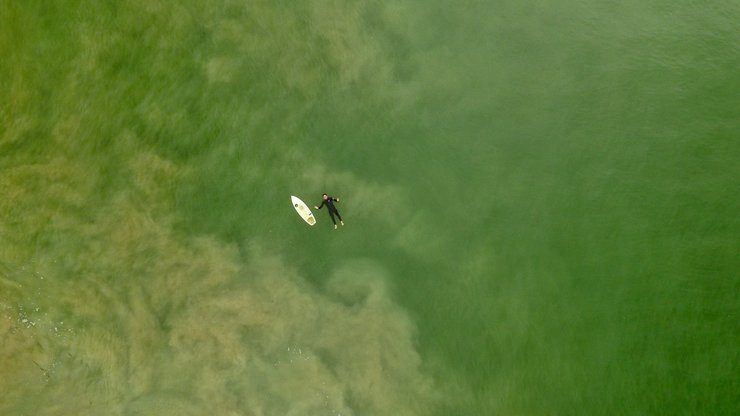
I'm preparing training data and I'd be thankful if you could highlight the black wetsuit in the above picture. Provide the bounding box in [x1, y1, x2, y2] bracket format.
[317, 196, 342, 225]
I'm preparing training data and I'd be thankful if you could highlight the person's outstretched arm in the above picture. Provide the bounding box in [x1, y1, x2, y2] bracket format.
[314, 200, 325, 210]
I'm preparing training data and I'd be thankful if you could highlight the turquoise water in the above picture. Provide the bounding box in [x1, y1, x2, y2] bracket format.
[1, 1, 738, 414]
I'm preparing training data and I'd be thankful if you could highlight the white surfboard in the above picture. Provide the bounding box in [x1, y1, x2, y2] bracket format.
[291, 195, 316, 226]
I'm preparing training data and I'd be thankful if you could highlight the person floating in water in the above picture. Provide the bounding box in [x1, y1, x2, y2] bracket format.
[315, 193, 344, 229]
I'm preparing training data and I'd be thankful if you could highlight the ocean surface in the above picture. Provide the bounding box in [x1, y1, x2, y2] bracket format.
[1, 1, 738, 414]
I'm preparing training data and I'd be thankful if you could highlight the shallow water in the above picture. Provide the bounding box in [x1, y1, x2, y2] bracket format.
[1, 1, 738, 414]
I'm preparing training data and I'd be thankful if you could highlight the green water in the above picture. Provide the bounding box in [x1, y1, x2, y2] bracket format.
[1, 0, 738, 414]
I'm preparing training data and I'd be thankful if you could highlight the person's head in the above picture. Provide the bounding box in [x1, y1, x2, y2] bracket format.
[322, 193, 328, 200]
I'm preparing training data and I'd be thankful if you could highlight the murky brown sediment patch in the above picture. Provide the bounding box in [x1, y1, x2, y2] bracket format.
[0, 150, 437, 415]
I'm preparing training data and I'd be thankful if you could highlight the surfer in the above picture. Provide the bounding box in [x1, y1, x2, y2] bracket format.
[315, 193, 344, 229]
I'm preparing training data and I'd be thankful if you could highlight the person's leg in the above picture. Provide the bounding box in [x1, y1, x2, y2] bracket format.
[335, 210, 344, 225]
[328, 211, 337, 226]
